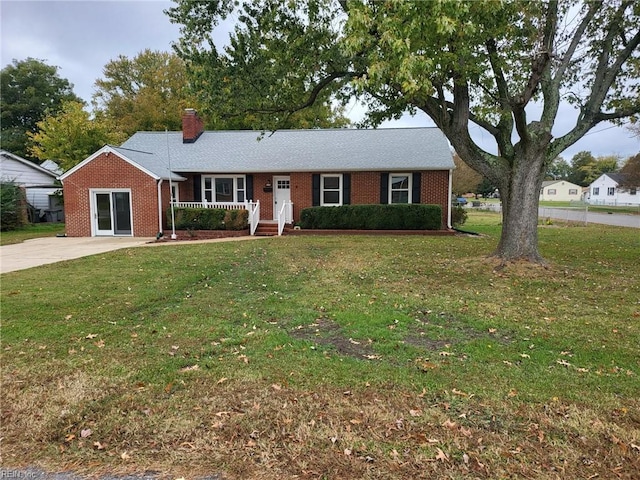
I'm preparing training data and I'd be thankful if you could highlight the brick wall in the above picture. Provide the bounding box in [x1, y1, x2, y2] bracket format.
[62, 152, 160, 237]
[182, 171, 450, 227]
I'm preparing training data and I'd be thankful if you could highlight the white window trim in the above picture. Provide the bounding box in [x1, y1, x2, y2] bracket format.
[607, 187, 615, 196]
[202, 175, 246, 203]
[89, 188, 133, 237]
[389, 173, 413, 204]
[320, 174, 343, 206]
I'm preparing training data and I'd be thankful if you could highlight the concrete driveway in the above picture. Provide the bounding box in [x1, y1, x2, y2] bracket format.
[0, 236, 154, 274]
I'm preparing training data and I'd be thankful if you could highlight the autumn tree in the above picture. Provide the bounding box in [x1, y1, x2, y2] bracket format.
[452, 152, 482, 196]
[92, 50, 202, 136]
[618, 152, 640, 190]
[0, 58, 81, 161]
[545, 156, 571, 180]
[579, 155, 620, 184]
[168, 0, 640, 264]
[27, 101, 126, 172]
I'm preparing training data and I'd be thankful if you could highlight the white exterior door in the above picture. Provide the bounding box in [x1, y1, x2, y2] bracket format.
[273, 176, 291, 222]
[91, 190, 132, 236]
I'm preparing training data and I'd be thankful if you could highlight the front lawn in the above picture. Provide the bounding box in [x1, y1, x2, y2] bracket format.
[0, 222, 65, 246]
[1, 212, 638, 479]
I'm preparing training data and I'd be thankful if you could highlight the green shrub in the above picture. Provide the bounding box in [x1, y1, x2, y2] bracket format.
[1, 182, 27, 231]
[168, 207, 248, 230]
[299, 204, 442, 230]
[451, 205, 468, 227]
[223, 209, 249, 230]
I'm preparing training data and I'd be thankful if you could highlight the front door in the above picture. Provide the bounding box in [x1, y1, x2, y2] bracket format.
[273, 176, 291, 221]
[92, 190, 132, 236]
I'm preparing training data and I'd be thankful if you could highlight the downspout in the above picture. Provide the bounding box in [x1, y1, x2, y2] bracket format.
[447, 169, 453, 229]
[157, 179, 164, 235]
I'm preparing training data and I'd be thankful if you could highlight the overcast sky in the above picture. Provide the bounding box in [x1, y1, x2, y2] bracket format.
[2, 0, 638, 161]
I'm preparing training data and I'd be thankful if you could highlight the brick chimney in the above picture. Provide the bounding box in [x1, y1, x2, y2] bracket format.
[182, 108, 204, 143]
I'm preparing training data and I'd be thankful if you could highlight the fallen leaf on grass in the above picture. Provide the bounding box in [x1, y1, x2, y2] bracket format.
[93, 441, 106, 450]
[85, 334, 98, 339]
[120, 451, 130, 460]
[409, 409, 422, 417]
[80, 428, 92, 438]
[435, 448, 449, 462]
[442, 418, 457, 429]
[179, 365, 199, 373]
[216, 377, 228, 385]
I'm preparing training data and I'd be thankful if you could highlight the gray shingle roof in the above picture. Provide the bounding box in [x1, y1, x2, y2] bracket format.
[119, 128, 454, 177]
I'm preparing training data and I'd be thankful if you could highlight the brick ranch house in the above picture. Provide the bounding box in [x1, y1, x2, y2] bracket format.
[60, 110, 455, 238]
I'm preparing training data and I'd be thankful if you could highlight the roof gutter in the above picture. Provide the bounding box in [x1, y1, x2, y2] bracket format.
[157, 179, 164, 235]
[447, 168, 453, 229]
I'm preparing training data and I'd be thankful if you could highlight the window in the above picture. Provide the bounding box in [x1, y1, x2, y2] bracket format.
[568, 189, 578, 195]
[321, 174, 342, 206]
[607, 187, 615, 196]
[203, 176, 245, 203]
[547, 188, 557, 195]
[390, 174, 412, 203]
[171, 184, 179, 203]
[592, 187, 599, 196]
[630, 187, 637, 195]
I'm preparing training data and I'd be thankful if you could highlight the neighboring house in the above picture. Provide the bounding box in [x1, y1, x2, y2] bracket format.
[539, 180, 583, 202]
[0, 150, 63, 221]
[60, 109, 455, 237]
[588, 173, 640, 206]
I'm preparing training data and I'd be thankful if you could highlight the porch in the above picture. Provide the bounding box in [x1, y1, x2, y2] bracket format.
[171, 200, 293, 236]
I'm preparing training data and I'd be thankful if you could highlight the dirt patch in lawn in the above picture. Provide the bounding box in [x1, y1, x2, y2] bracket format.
[288, 317, 378, 359]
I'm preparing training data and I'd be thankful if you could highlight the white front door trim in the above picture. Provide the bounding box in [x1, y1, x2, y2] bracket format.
[90, 188, 133, 237]
[273, 176, 291, 222]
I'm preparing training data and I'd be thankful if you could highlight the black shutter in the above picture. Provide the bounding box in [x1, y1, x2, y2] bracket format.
[193, 175, 202, 202]
[380, 173, 389, 204]
[312, 174, 320, 206]
[246, 174, 254, 201]
[412, 172, 421, 203]
[343, 173, 351, 205]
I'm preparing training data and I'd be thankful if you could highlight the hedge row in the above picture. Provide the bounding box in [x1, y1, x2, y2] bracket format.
[299, 204, 442, 230]
[167, 207, 248, 230]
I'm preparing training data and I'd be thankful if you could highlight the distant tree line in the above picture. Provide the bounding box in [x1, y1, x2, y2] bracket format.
[453, 150, 639, 197]
[0, 53, 350, 170]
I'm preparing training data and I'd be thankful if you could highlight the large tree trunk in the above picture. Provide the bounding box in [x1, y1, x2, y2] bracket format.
[493, 150, 546, 264]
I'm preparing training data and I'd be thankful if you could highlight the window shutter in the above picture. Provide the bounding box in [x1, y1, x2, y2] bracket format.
[412, 172, 421, 203]
[194, 175, 202, 202]
[343, 173, 351, 205]
[312, 174, 320, 206]
[380, 173, 389, 204]
[246, 174, 254, 201]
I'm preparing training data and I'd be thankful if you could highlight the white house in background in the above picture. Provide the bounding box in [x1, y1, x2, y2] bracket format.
[539, 180, 583, 202]
[0, 150, 64, 221]
[588, 173, 640, 206]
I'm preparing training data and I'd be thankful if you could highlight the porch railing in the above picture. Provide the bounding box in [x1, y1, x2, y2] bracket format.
[277, 200, 293, 236]
[248, 200, 260, 235]
[173, 200, 260, 235]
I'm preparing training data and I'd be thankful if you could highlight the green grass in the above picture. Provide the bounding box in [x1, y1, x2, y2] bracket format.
[0, 222, 66, 245]
[2, 211, 639, 479]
